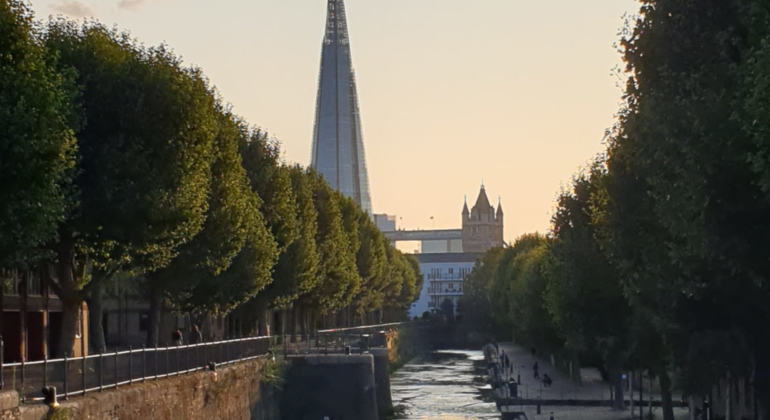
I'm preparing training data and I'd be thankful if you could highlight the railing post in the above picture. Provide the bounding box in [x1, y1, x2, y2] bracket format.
[81, 353, 86, 396]
[0, 335, 3, 390]
[203, 342, 208, 369]
[195, 344, 199, 371]
[154, 346, 159, 380]
[99, 352, 103, 392]
[114, 351, 119, 388]
[43, 355, 48, 389]
[128, 346, 133, 385]
[186, 344, 190, 374]
[0, 336, 3, 390]
[20, 356, 25, 400]
[166, 345, 169, 377]
[142, 346, 146, 382]
[62, 354, 68, 400]
[176, 344, 180, 375]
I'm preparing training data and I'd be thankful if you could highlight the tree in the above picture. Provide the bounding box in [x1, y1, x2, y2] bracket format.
[144, 108, 260, 346]
[506, 236, 561, 356]
[461, 247, 504, 335]
[350, 214, 387, 323]
[237, 130, 300, 334]
[305, 171, 358, 320]
[45, 21, 218, 355]
[0, 1, 76, 267]
[439, 298, 454, 322]
[544, 167, 629, 408]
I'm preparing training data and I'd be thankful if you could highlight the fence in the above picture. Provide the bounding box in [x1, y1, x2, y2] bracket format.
[0, 322, 404, 402]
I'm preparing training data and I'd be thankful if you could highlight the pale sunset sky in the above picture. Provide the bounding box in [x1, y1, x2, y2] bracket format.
[30, 0, 640, 244]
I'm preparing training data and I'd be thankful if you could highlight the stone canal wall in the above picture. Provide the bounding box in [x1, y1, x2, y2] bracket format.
[0, 357, 280, 420]
[281, 354, 379, 420]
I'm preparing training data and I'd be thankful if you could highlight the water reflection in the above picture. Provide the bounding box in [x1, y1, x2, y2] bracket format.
[390, 350, 499, 420]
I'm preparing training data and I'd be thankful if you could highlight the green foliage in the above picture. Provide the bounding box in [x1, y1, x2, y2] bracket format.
[158, 108, 273, 315]
[45, 408, 74, 420]
[46, 21, 218, 275]
[0, 0, 76, 266]
[307, 170, 359, 314]
[1, 8, 434, 357]
[259, 359, 286, 385]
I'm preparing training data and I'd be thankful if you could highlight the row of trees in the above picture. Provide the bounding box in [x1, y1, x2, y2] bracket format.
[0, 1, 421, 355]
[463, 1, 770, 419]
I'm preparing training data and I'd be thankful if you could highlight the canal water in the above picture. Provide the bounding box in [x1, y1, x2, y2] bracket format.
[390, 350, 500, 419]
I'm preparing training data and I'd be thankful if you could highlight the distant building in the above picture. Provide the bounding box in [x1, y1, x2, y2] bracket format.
[462, 183, 504, 253]
[374, 214, 396, 232]
[403, 184, 505, 317]
[383, 183, 504, 254]
[408, 253, 477, 318]
[0, 268, 89, 362]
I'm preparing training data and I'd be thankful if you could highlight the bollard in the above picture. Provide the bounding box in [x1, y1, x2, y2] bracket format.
[537, 402, 541, 414]
[207, 361, 217, 382]
[518, 372, 521, 384]
[550, 412, 554, 420]
[41, 386, 59, 408]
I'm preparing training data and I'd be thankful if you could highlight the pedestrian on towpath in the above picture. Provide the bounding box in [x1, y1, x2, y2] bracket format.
[189, 324, 203, 344]
[533, 361, 540, 379]
[172, 329, 183, 346]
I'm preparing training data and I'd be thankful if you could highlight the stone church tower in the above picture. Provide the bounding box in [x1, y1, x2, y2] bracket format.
[462, 184, 504, 253]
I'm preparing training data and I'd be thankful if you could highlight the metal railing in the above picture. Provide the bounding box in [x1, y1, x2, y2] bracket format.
[0, 322, 405, 402]
[1, 335, 273, 402]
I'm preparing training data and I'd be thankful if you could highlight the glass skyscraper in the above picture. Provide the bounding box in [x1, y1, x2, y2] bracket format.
[310, 0, 373, 214]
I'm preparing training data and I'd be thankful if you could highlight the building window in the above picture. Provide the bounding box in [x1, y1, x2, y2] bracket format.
[139, 314, 150, 331]
[448, 268, 454, 274]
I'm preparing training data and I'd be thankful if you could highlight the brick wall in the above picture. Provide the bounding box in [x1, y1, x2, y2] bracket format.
[0, 357, 280, 420]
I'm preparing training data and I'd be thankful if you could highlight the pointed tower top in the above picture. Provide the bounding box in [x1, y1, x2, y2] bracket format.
[497, 196, 504, 216]
[462, 195, 469, 215]
[481, 179, 485, 189]
[473, 184, 492, 213]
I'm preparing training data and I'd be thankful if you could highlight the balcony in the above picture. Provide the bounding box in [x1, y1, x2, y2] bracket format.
[426, 275, 467, 281]
[428, 289, 463, 296]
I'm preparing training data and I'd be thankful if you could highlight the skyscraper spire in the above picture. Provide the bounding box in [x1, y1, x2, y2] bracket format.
[310, 0, 373, 214]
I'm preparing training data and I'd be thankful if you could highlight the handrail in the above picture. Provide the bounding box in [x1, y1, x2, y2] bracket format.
[0, 322, 405, 401]
[317, 322, 403, 333]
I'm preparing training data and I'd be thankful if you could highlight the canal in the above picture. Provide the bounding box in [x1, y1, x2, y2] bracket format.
[390, 349, 500, 419]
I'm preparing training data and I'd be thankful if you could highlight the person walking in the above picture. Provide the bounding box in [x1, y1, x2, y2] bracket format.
[172, 329, 183, 346]
[188, 324, 203, 344]
[533, 361, 540, 379]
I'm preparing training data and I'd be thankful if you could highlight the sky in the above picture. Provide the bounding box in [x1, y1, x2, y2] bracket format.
[30, 0, 640, 244]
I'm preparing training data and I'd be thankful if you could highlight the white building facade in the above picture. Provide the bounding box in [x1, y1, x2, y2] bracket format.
[408, 253, 478, 318]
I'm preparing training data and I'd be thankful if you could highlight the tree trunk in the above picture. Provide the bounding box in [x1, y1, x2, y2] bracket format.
[726, 374, 731, 420]
[571, 354, 582, 386]
[299, 306, 307, 342]
[85, 282, 106, 353]
[630, 371, 635, 417]
[659, 369, 675, 420]
[612, 367, 626, 410]
[58, 296, 81, 357]
[258, 306, 269, 336]
[54, 240, 82, 357]
[289, 306, 298, 343]
[146, 283, 163, 347]
[309, 311, 317, 339]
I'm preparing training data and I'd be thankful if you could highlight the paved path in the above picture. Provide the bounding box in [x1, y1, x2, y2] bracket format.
[487, 342, 693, 420]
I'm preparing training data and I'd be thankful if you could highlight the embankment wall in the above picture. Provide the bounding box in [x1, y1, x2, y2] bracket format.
[0, 357, 280, 420]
